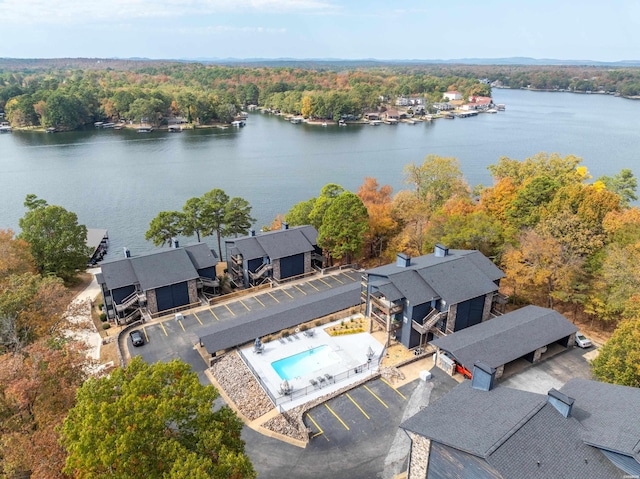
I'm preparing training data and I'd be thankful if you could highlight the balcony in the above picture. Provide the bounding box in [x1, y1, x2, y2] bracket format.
[369, 293, 403, 315]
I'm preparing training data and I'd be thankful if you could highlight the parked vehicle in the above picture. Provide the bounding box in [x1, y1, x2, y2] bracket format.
[575, 332, 592, 348]
[129, 330, 145, 347]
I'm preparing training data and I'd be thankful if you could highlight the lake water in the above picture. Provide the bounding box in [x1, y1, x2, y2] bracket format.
[2, 88, 639, 259]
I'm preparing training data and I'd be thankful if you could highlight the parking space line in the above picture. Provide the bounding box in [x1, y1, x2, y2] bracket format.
[346, 393, 370, 419]
[160, 321, 168, 336]
[325, 404, 350, 430]
[254, 296, 266, 307]
[306, 413, 328, 441]
[282, 288, 293, 299]
[209, 308, 219, 320]
[142, 326, 149, 341]
[381, 378, 407, 400]
[331, 275, 344, 284]
[193, 312, 203, 325]
[239, 300, 250, 311]
[177, 318, 185, 331]
[342, 271, 357, 281]
[307, 281, 320, 291]
[318, 277, 332, 288]
[268, 292, 280, 303]
[294, 285, 307, 295]
[224, 304, 236, 316]
[364, 385, 389, 408]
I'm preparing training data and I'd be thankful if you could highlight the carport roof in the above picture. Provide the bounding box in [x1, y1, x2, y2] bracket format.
[431, 305, 578, 369]
[228, 226, 317, 261]
[199, 282, 361, 354]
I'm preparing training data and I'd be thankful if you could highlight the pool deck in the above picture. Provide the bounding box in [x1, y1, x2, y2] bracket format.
[241, 316, 386, 411]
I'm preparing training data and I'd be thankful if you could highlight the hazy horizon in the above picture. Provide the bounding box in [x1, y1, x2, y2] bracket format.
[1, 1, 639, 62]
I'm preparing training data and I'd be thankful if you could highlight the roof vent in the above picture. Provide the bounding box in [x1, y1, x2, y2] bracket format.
[123, 247, 131, 258]
[434, 244, 449, 257]
[471, 362, 496, 391]
[547, 389, 574, 418]
[396, 253, 411, 267]
[250, 230, 256, 237]
[172, 238, 179, 248]
[282, 222, 289, 230]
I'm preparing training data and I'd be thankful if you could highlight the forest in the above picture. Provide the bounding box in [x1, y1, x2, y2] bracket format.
[2, 59, 640, 131]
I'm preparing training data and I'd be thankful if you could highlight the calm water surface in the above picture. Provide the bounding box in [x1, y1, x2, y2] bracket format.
[1, 89, 639, 258]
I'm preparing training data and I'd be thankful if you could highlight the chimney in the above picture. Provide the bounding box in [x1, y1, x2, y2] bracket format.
[123, 247, 131, 258]
[250, 230, 256, 236]
[434, 244, 449, 257]
[547, 389, 574, 418]
[396, 253, 411, 267]
[471, 362, 496, 391]
[172, 238, 179, 248]
[282, 222, 289, 230]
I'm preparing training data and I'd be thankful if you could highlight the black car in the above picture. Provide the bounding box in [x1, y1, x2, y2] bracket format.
[129, 330, 145, 347]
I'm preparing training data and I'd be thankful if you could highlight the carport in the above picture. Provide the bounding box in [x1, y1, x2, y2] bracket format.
[198, 282, 361, 361]
[432, 305, 578, 379]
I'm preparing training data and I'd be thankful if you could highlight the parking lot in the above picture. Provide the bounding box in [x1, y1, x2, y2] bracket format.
[304, 377, 411, 444]
[126, 270, 360, 380]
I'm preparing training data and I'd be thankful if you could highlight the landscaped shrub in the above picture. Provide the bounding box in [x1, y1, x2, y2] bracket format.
[99, 313, 107, 321]
[299, 324, 308, 332]
[282, 331, 290, 338]
[98, 303, 104, 310]
[101, 323, 111, 330]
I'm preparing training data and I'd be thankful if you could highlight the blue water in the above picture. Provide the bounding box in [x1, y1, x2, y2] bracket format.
[1, 89, 639, 260]
[271, 345, 340, 381]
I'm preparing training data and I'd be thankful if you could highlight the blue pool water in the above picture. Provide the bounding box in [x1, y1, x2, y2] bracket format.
[271, 345, 341, 381]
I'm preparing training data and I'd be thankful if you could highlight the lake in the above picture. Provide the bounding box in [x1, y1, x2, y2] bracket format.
[2, 88, 640, 259]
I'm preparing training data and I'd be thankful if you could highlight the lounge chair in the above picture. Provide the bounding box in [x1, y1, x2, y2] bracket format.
[318, 376, 326, 384]
[309, 379, 318, 388]
[324, 373, 333, 382]
[278, 337, 286, 344]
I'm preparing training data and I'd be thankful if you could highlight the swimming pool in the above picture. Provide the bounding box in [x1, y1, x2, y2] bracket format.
[271, 345, 341, 381]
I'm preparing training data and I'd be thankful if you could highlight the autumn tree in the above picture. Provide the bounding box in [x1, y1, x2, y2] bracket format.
[18, 195, 90, 282]
[318, 192, 369, 264]
[61, 357, 255, 479]
[357, 177, 398, 261]
[487, 152, 583, 188]
[0, 339, 89, 479]
[590, 318, 640, 387]
[0, 229, 36, 277]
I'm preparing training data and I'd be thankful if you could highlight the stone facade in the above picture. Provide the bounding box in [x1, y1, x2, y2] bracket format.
[146, 289, 158, 314]
[482, 292, 494, 321]
[187, 279, 198, 303]
[272, 258, 281, 281]
[495, 364, 505, 379]
[435, 349, 456, 376]
[407, 431, 431, 479]
[304, 251, 311, 273]
[445, 303, 458, 333]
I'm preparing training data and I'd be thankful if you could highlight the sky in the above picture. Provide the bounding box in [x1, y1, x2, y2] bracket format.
[1, 0, 639, 62]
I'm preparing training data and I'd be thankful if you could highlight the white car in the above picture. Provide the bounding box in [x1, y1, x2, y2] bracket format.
[575, 332, 592, 348]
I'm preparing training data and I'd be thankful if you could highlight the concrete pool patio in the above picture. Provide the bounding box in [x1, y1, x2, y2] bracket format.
[240, 315, 386, 411]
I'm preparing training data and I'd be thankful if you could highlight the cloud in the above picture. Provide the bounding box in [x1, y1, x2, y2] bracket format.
[0, 0, 339, 25]
[179, 25, 287, 35]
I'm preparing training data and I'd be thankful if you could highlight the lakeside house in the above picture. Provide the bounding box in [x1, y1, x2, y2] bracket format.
[97, 242, 218, 324]
[443, 91, 463, 101]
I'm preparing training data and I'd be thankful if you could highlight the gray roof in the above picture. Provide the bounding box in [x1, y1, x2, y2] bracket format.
[402, 382, 625, 479]
[228, 226, 317, 261]
[86, 228, 108, 252]
[367, 249, 503, 306]
[401, 381, 545, 457]
[98, 245, 211, 291]
[372, 281, 403, 302]
[184, 243, 218, 270]
[488, 402, 624, 479]
[561, 378, 640, 461]
[199, 282, 360, 354]
[431, 305, 578, 369]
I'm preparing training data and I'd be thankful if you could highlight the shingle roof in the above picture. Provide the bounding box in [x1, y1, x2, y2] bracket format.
[431, 305, 578, 369]
[402, 382, 626, 479]
[228, 226, 317, 261]
[184, 243, 218, 270]
[98, 245, 212, 292]
[401, 381, 545, 457]
[199, 282, 360, 354]
[130, 249, 199, 291]
[366, 249, 503, 306]
[488, 402, 624, 479]
[560, 378, 640, 462]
